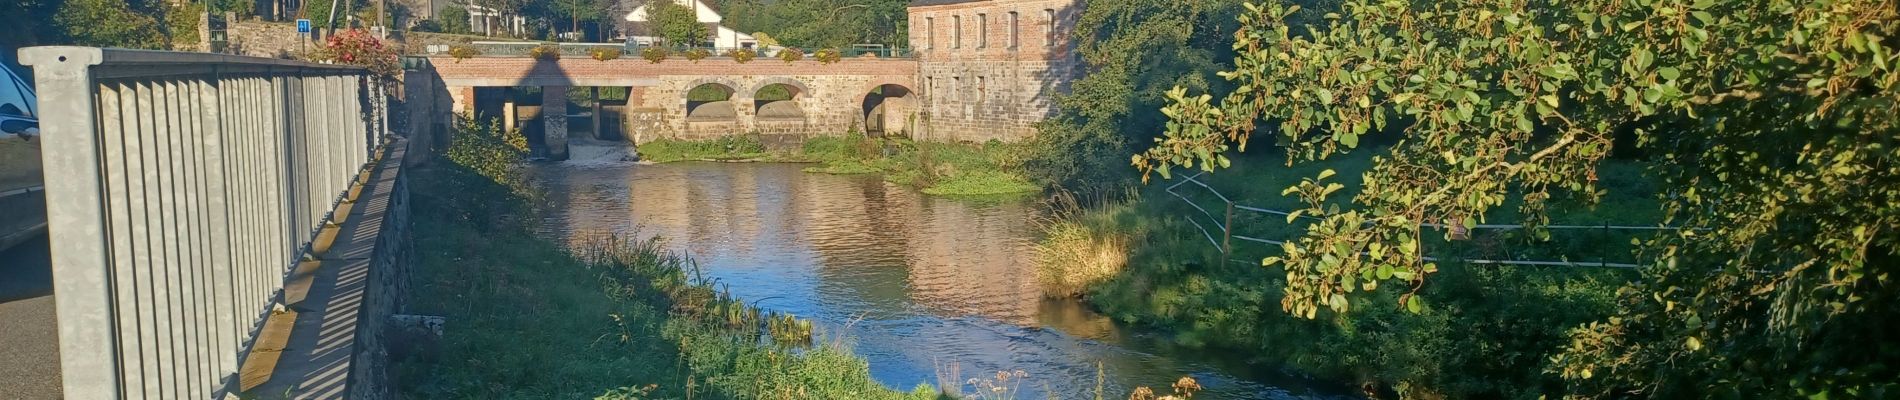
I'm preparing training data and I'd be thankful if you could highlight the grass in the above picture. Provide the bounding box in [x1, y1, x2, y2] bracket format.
[397, 119, 944, 400]
[1032, 143, 1660, 398]
[635, 134, 1040, 197]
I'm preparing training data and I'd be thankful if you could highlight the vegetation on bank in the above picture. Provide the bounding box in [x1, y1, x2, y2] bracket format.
[399, 117, 942, 399]
[1037, 146, 1656, 397]
[636, 135, 1039, 197]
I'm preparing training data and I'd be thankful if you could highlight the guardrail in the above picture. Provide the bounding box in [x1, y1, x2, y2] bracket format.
[19, 47, 388, 399]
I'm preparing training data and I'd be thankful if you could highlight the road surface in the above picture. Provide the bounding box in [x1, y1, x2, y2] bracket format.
[0, 234, 60, 399]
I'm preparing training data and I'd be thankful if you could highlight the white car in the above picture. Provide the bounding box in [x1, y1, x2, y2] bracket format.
[0, 63, 43, 251]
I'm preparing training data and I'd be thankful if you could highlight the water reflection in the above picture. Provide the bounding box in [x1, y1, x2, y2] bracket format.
[534, 147, 1352, 399]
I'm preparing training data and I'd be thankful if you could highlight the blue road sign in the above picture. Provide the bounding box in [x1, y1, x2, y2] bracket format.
[296, 19, 312, 34]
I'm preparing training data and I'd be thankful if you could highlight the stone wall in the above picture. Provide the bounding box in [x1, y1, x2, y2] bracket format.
[350, 142, 413, 399]
[907, 0, 1083, 142]
[431, 57, 922, 145]
[400, 69, 454, 166]
[226, 19, 319, 59]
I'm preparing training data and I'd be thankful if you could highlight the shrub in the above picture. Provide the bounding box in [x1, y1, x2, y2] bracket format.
[526, 44, 561, 60]
[447, 45, 480, 62]
[310, 28, 400, 78]
[588, 47, 622, 61]
[723, 48, 756, 63]
[683, 48, 710, 62]
[813, 48, 842, 64]
[777, 47, 804, 63]
[640, 46, 669, 63]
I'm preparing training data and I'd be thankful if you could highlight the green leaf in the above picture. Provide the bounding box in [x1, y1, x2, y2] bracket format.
[1406, 296, 1423, 313]
[1339, 131, 1360, 148]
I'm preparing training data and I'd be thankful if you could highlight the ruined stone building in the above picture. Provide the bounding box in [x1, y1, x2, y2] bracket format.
[907, 0, 1082, 142]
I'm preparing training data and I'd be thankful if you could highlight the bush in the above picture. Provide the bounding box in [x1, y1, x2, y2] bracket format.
[683, 48, 710, 62]
[723, 48, 756, 63]
[589, 47, 622, 61]
[447, 45, 480, 62]
[310, 28, 400, 78]
[777, 47, 804, 63]
[640, 46, 669, 63]
[813, 48, 842, 64]
[526, 44, 561, 60]
[409, 19, 443, 33]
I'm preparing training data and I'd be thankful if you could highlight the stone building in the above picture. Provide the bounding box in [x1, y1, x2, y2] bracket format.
[907, 0, 1081, 142]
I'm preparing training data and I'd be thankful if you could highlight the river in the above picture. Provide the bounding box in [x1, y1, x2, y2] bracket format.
[531, 144, 1353, 399]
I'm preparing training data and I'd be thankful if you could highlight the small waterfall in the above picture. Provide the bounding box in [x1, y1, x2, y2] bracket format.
[562, 140, 640, 168]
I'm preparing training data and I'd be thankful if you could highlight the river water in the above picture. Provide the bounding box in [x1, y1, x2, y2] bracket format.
[531, 144, 1351, 399]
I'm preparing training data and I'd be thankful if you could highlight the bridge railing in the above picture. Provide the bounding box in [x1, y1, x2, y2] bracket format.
[19, 47, 388, 399]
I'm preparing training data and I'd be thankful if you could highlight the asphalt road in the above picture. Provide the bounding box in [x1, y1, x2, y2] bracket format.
[0, 234, 61, 399]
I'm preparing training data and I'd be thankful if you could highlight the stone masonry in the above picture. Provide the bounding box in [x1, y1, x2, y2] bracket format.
[421, 0, 1086, 149]
[908, 0, 1083, 142]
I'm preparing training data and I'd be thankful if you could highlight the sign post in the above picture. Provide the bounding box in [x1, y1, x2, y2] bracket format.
[296, 19, 312, 53]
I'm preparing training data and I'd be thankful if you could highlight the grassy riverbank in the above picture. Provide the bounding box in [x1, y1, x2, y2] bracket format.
[636, 135, 1039, 196]
[398, 119, 940, 399]
[1036, 147, 1660, 398]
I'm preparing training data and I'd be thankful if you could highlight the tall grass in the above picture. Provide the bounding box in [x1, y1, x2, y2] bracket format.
[1035, 195, 1131, 298]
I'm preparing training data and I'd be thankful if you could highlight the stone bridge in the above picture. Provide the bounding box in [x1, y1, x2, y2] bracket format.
[428, 57, 924, 159]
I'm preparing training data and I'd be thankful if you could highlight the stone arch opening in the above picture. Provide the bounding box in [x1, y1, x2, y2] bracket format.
[684, 82, 737, 121]
[752, 83, 806, 121]
[861, 84, 916, 137]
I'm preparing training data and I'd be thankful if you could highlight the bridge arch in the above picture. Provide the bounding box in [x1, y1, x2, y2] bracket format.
[751, 78, 809, 121]
[683, 78, 741, 121]
[860, 81, 918, 137]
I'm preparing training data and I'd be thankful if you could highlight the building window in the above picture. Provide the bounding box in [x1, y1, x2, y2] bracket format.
[925, 17, 935, 49]
[977, 13, 989, 49]
[1044, 9, 1057, 47]
[977, 76, 987, 103]
[952, 15, 962, 49]
[1008, 11, 1020, 49]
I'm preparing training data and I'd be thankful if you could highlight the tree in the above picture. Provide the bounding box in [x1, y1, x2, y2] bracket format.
[1137, 0, 1899, 397]
[647, 0, 707, 46]
[440, 4, 472, 34]
[54, 0, 169, 49]
[549, 0, 605, 38]
[1024, 0, 1262, 196]
[719, 0, 907, 49]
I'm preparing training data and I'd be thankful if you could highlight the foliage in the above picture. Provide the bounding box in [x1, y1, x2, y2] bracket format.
[526, 44, 561, 60]
[447, 45, 481, 62]
[1035, 199, 1130, 298]
[547, 0, 604, 36]
[1135, 0, 1900, 397]
[53, 0, 168, 49]
[720, 0, 908, 49]
[588, 47, 622, 61]
[308, 28, 401, 78]
[777, 47, 805, 63]
[647, 0, 708, 46]
[813, 48, 843, 64]
[1025, 0, 1257, 198]
[724, 48, 758, 63]
[636, 135, 770, 162]
[301, 0, 365, 31]
[639, 46, 668, 63]
[683, 48, 710, 62]
[163, 1, 204, 48]
[439, 5, 473, 34]
[752, 31, 780, 47]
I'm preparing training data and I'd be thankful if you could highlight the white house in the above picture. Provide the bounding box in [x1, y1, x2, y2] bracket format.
[467, 4, 528, 37]
[622, 0, 759, 49]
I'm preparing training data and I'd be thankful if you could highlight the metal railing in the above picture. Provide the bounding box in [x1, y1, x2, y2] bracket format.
[1165, 172, 1678, 269]
[422, 41, 919, 59]
[19, 47, 388, 399]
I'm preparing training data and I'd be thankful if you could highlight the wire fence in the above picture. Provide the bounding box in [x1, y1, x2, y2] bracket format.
[1163, 172, 1684, 269]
